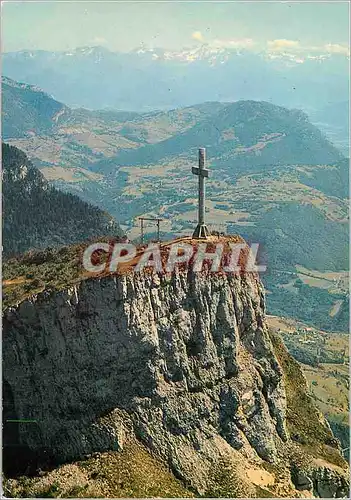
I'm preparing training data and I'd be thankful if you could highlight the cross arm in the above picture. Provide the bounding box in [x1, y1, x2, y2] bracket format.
[192, 166, 209, 177]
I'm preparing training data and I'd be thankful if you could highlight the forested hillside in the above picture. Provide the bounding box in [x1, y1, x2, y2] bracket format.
[2, 143, 121, 257]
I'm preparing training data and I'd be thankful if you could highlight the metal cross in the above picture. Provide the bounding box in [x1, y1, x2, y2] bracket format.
[192, 148, 209, 238]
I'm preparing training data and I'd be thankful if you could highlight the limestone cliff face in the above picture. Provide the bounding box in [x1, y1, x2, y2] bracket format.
[3, 268, 349, 497]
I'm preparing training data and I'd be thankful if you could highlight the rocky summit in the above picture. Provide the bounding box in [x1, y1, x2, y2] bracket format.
[3, 247, 349, 498]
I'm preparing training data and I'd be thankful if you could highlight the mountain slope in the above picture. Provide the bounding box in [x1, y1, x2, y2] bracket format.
[94, 100, 343, 172]
[2, 143, 122, 257]
[235, 202, 348, 331]
[297, 158, 349, 199]
[1, 77, 67, 139]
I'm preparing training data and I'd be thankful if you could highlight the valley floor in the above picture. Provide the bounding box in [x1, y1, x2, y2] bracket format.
[267, 315, 349, 459]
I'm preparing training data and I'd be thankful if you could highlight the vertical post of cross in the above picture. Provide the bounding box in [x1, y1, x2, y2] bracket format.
[140, 219, 144, 244]
[157, 219, 160, 242]
[192, 147, 209, 238]
[198, 147, 205, 226]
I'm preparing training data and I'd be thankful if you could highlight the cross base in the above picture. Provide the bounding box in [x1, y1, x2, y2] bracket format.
[192, 224, 209, 239]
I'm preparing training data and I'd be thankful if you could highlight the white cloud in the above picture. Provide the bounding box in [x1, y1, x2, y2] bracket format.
[92, 36, 108, 46]
[267, 39, 300, 52]
[211, 38, 255, 49]
[265, 39, 350, 58]
[190, 32, 349, 59]
[323, 43, 350, 56]
[192, 31, 204, 43]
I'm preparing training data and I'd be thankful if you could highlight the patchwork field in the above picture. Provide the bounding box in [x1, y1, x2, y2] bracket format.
[267, 315, 349, 456]
[296, 266, 348, 293]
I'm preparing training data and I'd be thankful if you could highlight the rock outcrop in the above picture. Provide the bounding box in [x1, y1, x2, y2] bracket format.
[3, 265, 349, 497]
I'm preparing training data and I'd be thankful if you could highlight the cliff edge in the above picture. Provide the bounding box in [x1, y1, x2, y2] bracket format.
[3, 240, 349, 497]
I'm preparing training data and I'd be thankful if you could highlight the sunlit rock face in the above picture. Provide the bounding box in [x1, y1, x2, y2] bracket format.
[3, 268, 349, 497]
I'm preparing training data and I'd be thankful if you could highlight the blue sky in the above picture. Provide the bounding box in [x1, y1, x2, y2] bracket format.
[2, 1, 350, 54]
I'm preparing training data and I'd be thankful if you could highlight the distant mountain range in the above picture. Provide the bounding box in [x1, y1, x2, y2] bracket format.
[2, 143, 121, 257]
[3, 45, 349, 113]
[1, 75, 349, 331]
